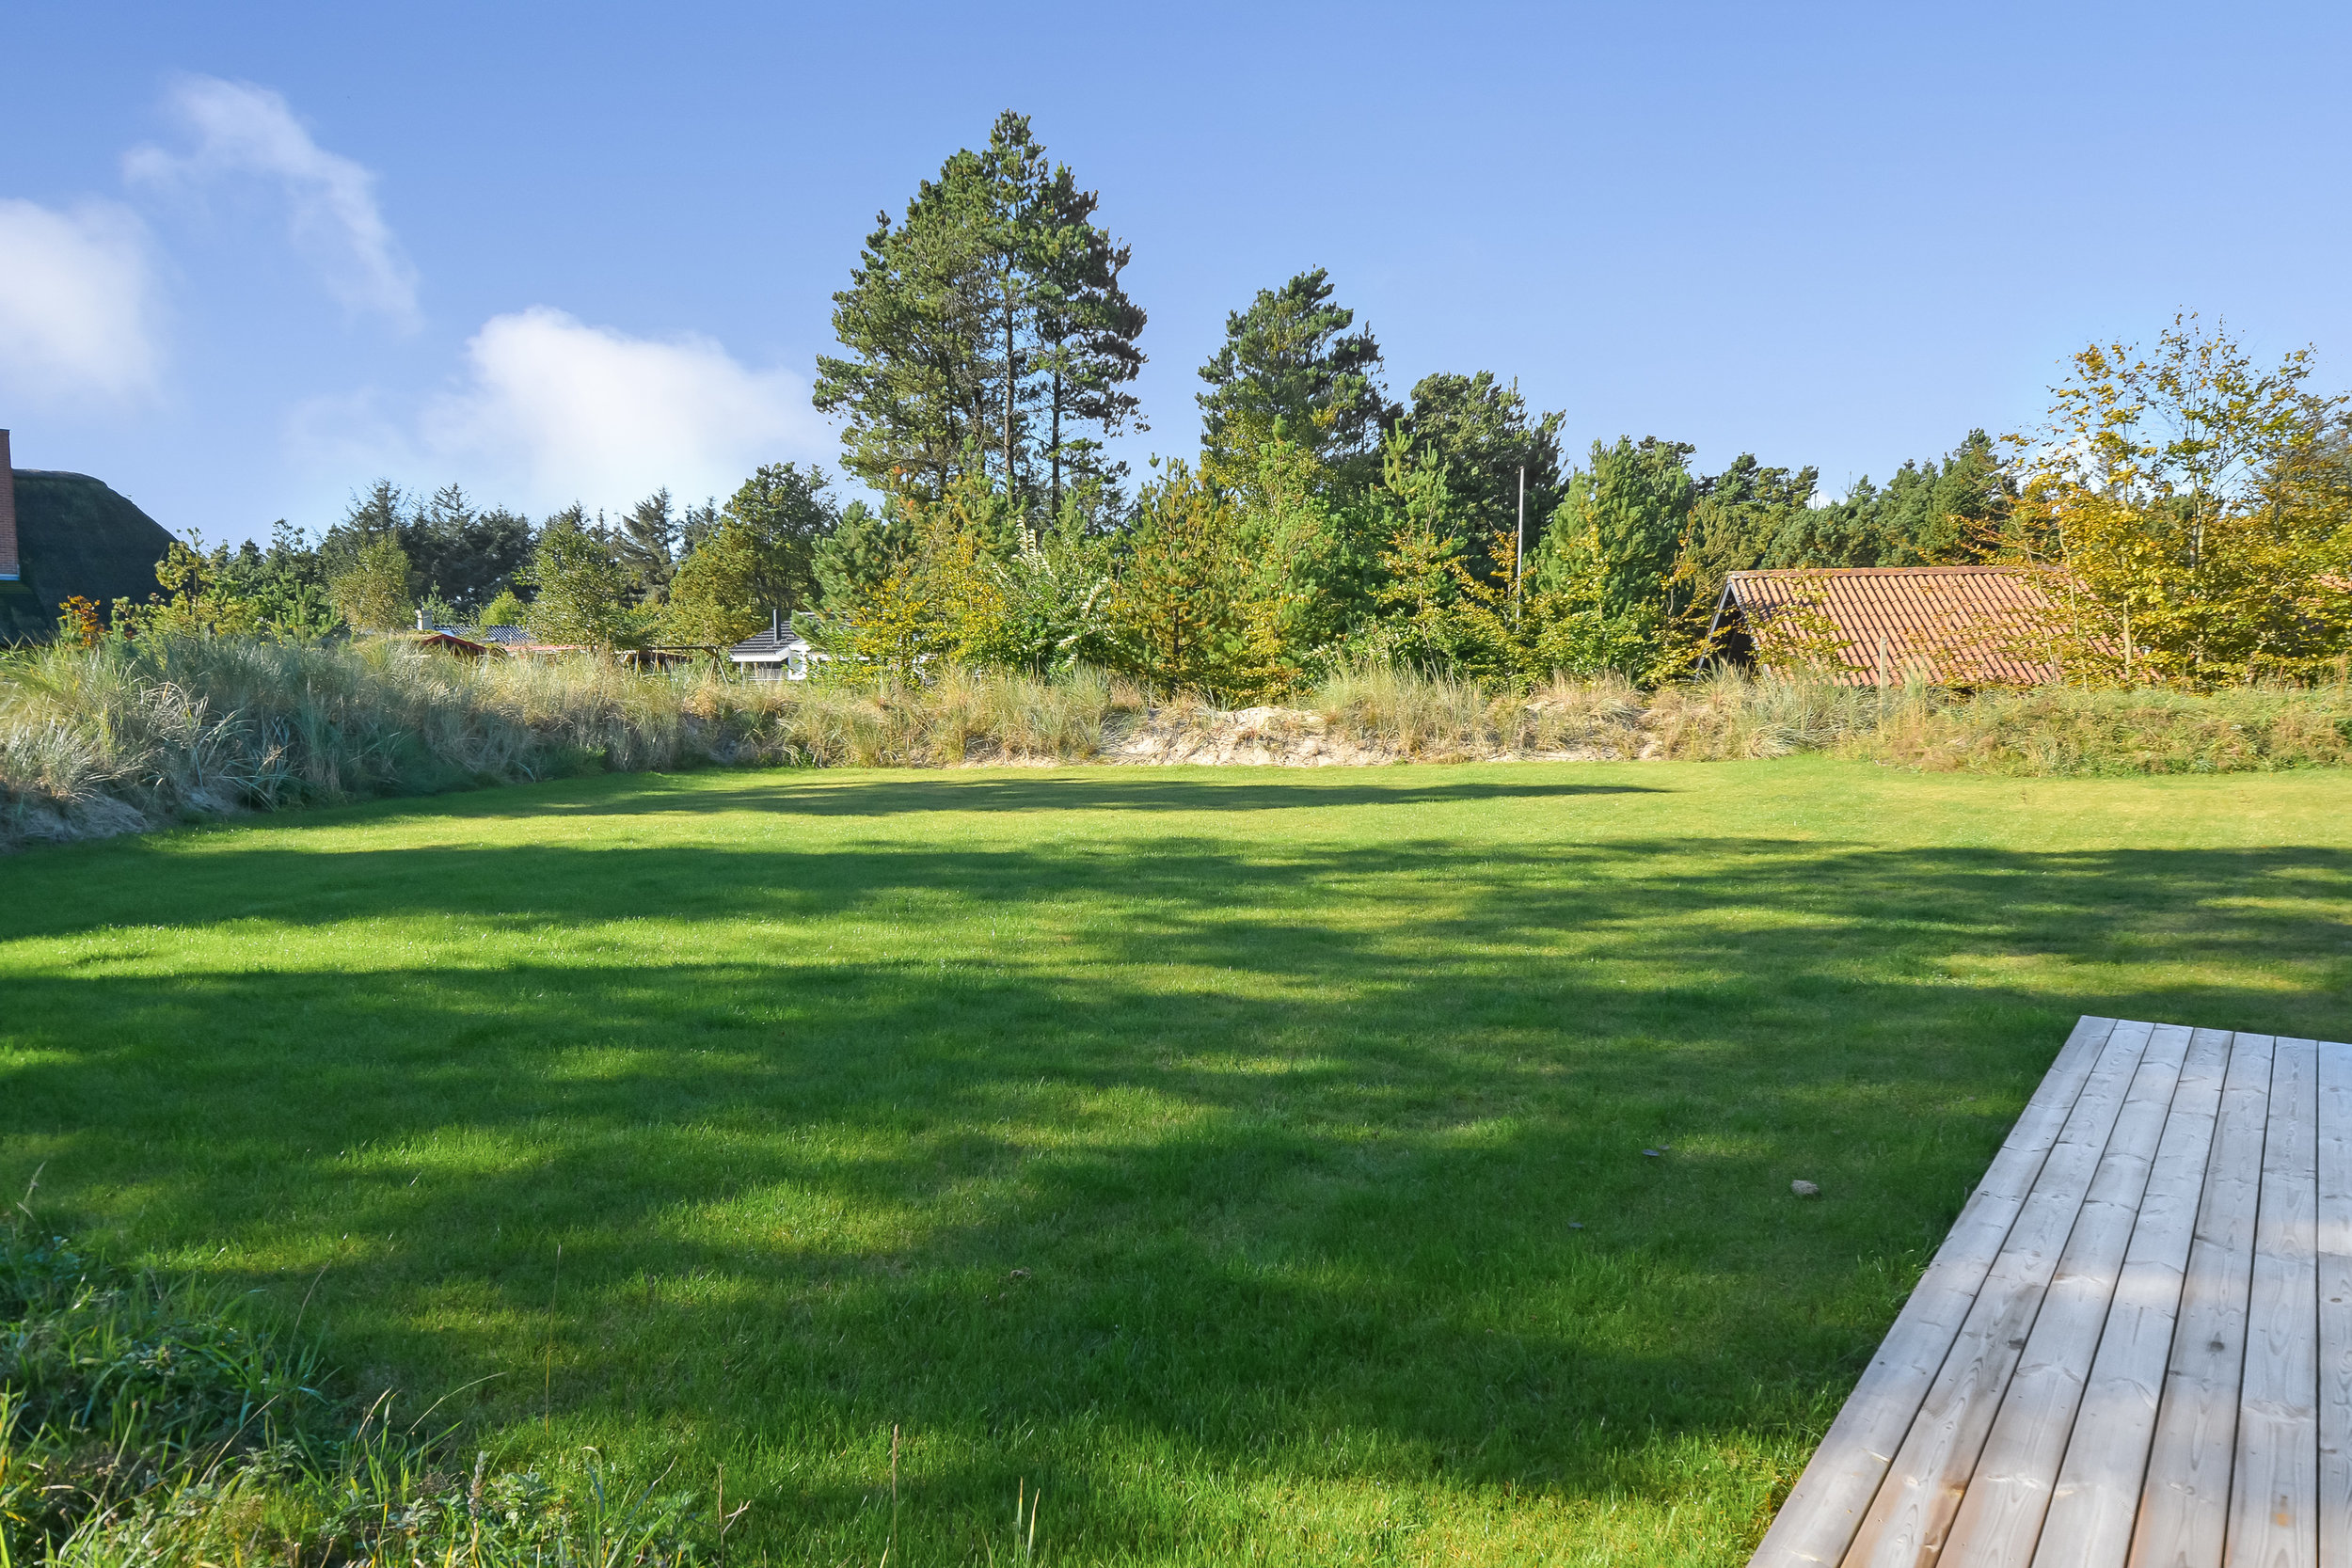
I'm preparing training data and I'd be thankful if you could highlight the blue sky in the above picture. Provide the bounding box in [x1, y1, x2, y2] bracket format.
[5, 1, 2349, 544]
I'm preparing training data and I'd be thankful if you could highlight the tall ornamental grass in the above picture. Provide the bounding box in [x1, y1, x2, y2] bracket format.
[0, 637, 1133, 846]
[1306, 664, 1893, 760]
[1867, 682, 2352, 774]
[4, 635, 2347, 847]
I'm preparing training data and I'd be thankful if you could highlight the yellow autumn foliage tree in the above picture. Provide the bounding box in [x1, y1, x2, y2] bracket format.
[826, 472, 1008, 679]
[2005, 316, 2352, 686]
[114, 539, 269, 638]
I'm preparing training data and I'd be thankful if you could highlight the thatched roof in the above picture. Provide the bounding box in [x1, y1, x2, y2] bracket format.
[1708, 566, 2061, 687]
[0, 468, 176, 643]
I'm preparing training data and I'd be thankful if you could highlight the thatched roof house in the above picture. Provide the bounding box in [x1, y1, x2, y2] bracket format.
[0, 430, 177, 643]
[1707, 565, 2060, 687]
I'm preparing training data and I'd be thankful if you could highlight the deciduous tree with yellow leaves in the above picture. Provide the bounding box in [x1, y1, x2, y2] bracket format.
[2004, 317, 2352, 685]
[818, 473, 1009, 679]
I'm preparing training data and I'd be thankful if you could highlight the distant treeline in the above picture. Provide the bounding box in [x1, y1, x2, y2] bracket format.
[118, 113, 2350, 692]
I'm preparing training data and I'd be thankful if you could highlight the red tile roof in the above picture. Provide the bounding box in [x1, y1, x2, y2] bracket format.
[1711, 566, 2061, 687]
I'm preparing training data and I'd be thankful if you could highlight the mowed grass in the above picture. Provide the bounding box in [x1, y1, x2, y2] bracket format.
[2, 760, 2347, 1566]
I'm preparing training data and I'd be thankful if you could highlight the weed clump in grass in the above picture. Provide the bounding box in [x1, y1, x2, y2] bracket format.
[0, 1229, 335, 1542]
[0, 1224, 715, 1567]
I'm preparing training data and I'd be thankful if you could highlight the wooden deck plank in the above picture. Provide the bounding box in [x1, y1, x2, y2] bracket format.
[1937, 1022, 2198, 1565]
[1749, 1016, 2120, 1568]
[1752, 1022, 2352, 1568]
[2226, 1037, 2320, 1568]
[1841, 1019, 2158, 1568]
[2030, 1027, 2233, 1568]
[2126, 1029, 2276, 1568]
[2317, 1040, 2352, 1568]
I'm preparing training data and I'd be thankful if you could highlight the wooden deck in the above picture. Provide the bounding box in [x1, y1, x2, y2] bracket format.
[1752, 1017, 2352, 1568]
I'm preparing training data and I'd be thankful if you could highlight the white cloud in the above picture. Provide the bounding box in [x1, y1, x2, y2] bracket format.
[283, 385, 421, 478]
[126, 76, 418, 325]
[416, 308, 828, 512]
[0, 198, 160, 402]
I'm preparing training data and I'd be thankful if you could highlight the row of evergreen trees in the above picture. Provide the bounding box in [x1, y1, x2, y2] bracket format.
[122, 111, 2345, 690]
[183, 467, 843, 648]
[175, 395, 2004, 692]
[149, 109, 2004, 687]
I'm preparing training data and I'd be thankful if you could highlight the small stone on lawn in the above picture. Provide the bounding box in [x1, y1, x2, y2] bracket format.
[1642, 1148, 1662, 1158]
[1791, 1180, 1821, 1198]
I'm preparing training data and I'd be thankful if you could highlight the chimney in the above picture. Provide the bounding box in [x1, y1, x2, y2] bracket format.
[0, 430, 17, 581]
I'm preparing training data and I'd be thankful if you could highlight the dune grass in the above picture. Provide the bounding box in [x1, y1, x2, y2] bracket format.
[2, 759, 2347, 1564]
[8, 634, 2349, 850]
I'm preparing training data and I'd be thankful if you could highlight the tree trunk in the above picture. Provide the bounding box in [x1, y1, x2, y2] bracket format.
[1003, 276, 1017, 497]
[1051, 365, 1064, 522]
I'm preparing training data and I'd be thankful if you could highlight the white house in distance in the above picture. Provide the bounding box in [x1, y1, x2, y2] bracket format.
[728, 610, 827, 681]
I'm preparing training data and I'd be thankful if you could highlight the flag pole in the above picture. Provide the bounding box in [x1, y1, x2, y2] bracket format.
[1514, 466, 1526, 623]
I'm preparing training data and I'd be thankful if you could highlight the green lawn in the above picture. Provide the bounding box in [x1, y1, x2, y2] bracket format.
[3, 759, 2346, 1565]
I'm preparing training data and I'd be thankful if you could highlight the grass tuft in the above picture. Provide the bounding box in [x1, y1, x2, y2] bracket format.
[0, 1226, 719, 1566]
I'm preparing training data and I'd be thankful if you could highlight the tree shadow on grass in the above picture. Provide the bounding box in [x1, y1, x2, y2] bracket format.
[406, 768, 1675, 822]
[2, 820, 2346, 1558]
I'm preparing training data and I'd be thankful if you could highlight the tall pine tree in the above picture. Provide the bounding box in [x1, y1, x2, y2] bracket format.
[1028, 155, 1147, 519]
[815, 113, 1145, 513]
[1197, 268, 1393, 491]
[1391, 372, 1566, 575]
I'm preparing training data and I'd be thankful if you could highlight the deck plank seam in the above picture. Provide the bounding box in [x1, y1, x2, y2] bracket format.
[2227, 1036, 2322, 1566]
[2217, 1034, 2273, 1557]
[2125, 1030, 2272, 1566]
[2030, 1025, 2233, 1568]
[1840, 1018, 2157, 1566]
[1994, 1023, 2204, 1568]
[1751, 1017, 2121, 1568]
